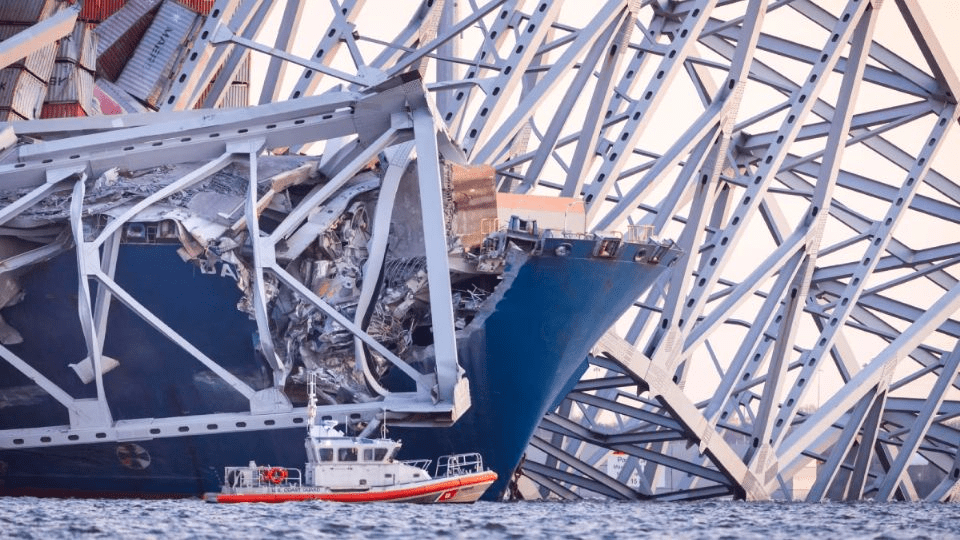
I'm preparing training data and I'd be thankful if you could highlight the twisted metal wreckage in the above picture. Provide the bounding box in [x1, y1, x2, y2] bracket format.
[1, 0, 960, 503]
[0, 67, 574, 432]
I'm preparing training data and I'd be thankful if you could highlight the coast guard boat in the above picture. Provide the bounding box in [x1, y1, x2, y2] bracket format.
[205, 380, 497, 504]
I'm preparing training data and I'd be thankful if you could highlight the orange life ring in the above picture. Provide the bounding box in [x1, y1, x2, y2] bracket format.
[264, 467, 287, 484]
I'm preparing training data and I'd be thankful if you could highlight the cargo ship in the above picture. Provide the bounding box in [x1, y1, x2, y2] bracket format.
[0, 0, 682, 500]
[0, 167, 679, 499]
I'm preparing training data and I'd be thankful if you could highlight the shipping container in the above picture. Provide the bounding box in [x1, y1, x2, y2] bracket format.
[0, 24, 58, 81]
[95, 0, 160, 81]
[192, 50, 249, 108]
[115, 0, 199, 106]
[0, 67, 47, 119]
[79, 0, 126, 23]
[219, 82, 248, 108]
[0, 0, 57, 24]
[56, 22, 98, 71]
[94, 0, 160, 54]
[0, 107, 28, 122]
[234, 50, 249, 83]
[45, 61, 94, 109]
[93, 77, 147, 114]
[40, 101, 87, 118]
[174, 0, 213, 15]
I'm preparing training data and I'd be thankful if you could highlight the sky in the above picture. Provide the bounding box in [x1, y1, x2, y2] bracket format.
[921, 1, 959, 72]
[906, 1, 959, 87]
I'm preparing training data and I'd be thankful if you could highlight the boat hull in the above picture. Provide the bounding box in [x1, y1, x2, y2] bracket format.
[206, 470, 498, 504]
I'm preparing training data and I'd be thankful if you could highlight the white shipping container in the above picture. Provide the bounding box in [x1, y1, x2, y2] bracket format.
[220, 83, 248, 109]
[46, 61, 94, 109]
[57, 22, 98, 71]
[234, 51, 250, 84]
[115, 0, 199, 106]
[0, 67, 47, 119]
[0, 108, 27, 122]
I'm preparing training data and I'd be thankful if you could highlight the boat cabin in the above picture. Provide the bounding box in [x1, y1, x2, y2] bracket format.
[302, 421, 431, 490]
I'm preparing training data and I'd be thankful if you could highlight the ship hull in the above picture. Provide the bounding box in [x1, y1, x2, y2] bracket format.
[0, 237, 675, 500]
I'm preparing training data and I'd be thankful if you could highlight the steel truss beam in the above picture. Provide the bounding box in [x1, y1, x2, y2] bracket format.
[413, 0, 960, 502]
[0, 74, 471, 449]
[0, 5, 78, 71]
[0, 0, 957, 502]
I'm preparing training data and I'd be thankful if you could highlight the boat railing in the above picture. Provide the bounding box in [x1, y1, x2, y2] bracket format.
[435, 452, 484, 477]
[624, 224, 654, 243]
[224, 465, 302, 489]
[542, 229, 591, 240]
[402, 458, 432, 472]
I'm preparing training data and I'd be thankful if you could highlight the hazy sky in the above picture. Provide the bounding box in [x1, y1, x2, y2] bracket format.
[912, 2, 958, 82]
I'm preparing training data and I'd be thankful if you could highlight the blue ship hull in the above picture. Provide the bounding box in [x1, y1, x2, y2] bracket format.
[0, 237, 673, 500]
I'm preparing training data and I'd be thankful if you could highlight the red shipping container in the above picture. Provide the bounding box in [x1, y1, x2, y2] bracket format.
[175, 0, 213, 15]
[79, 0, 127, 23]
[96, 8, 155, 81]
[92, 83, 122, 114]
[40, 102, 87, 118]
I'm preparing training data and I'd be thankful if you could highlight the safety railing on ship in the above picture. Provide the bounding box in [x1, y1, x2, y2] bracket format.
[402, 458, 432, 472]
[435, 452, 485, 477]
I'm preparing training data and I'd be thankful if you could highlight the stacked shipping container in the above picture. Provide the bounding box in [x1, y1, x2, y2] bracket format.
[115, 0, 200, 107]
[93, 0, 161, 81]
[0, 0, 61, 120]
[1, 0, 249, 120]
[78, 0, 125, 23]
[81, 0, 214, 21]
[42, 21, 98, 118]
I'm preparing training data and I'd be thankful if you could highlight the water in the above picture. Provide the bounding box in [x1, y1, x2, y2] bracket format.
[2, 498, 960, 539]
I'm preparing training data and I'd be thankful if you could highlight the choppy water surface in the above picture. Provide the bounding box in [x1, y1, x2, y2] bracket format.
[2, 498, 959, 539]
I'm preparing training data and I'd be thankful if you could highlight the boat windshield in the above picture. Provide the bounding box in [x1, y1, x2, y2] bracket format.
[312, 440, 395, 462]
[338, 447, 358, 462]
[363, 448, 390, 462]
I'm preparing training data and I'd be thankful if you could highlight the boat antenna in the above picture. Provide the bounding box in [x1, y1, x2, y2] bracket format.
[381, 407, 387, 440]
[307, 372, 317, 433]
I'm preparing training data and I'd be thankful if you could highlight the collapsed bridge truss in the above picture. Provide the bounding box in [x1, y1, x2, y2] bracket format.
[1, 0, 959, 502]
